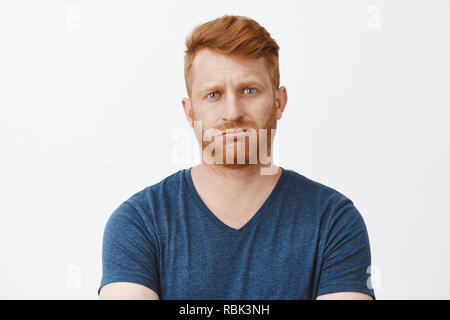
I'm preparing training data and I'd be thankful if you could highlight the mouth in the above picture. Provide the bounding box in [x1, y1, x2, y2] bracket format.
[222, 128, 248, 136]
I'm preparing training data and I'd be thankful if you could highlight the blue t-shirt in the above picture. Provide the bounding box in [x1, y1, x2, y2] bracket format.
[99, 167, 376, 299]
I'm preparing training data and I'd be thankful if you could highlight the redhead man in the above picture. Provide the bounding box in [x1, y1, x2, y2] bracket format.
[99, 15, 375, 300]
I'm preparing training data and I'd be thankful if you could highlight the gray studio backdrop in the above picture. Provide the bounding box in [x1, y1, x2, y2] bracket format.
[1, 0, 449, 299]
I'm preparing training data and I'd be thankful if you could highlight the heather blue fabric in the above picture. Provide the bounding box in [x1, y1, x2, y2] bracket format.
[99, 167, 375, 299]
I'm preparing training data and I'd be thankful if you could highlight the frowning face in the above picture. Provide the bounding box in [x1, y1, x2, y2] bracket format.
[182, 47, 287, 168]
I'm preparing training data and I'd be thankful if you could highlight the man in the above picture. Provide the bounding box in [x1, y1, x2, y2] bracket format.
[98, 15, 375, 300]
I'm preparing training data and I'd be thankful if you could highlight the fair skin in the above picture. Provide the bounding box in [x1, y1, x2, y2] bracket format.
[183, 48, 287, 230]
[99, 282, 159, 300]
[99, 48, 373, 300]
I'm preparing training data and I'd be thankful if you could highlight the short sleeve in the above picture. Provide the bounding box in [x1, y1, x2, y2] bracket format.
[316, 198, 376, 300]
[98, 200, 160, 296]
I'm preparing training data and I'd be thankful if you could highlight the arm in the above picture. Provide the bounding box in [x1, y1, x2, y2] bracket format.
[316, 291, 373, 300]
[316, 196, 376, 300]
[99, 282, 160, 300]
[98, 201, 161, 299]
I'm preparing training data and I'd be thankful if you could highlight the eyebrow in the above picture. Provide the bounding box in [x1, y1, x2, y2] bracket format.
[199, 80, 265, 96]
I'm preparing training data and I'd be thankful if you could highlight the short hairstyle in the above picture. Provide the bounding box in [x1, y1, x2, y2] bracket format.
[183, 15, 280, 98]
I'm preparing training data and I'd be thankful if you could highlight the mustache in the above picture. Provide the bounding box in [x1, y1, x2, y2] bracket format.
[215, 123, 256, 131]
[206, 125, 257, 139]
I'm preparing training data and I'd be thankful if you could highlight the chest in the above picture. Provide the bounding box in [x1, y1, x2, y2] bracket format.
[198, 194, 270, 230]
[158, 219, 321, 299]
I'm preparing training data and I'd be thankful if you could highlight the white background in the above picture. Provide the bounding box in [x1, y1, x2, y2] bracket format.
[1, 0, 449, 299]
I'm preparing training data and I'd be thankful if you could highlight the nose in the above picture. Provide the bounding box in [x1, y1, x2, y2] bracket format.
[222, 92, 245, 122]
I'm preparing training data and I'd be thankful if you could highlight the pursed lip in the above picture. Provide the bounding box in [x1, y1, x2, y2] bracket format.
[222, 128, 248, 135]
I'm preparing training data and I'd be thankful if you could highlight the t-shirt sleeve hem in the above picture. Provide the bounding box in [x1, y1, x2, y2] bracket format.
[98, 275, 160, 297]
[316, 284, 376, 300]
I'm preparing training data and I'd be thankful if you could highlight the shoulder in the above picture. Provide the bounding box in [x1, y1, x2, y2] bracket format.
[125, 168, 186, 211]
[283, 168, 369, 246]
[282, 168, 364, 226]
[106, 168, 187, 232]
[283, 168, 352, 208]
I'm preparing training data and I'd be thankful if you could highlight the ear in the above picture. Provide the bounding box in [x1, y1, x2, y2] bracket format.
[181, 97, 194, 128]
[275, 86, 288, 120]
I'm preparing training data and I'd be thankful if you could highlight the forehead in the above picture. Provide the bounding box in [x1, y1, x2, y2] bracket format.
[191, 48, 270, 89]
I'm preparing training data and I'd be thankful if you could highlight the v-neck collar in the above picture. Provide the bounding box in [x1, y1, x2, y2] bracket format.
[183, 166, 289, 235]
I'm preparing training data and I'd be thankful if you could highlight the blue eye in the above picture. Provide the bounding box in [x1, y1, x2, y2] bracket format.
[207, 92, 218, 99]
[244, 88, 256, 94]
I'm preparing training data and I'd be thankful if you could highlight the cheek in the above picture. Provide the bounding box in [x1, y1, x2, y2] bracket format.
[254, 101, 277, 127]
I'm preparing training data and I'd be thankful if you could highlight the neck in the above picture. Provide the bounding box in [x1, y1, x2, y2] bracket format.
[191, 162, 281, 200]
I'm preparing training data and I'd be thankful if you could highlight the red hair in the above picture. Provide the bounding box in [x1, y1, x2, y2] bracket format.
[184, 15, 280, 98]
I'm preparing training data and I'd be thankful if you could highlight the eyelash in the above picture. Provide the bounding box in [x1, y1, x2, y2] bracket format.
[205, 88, 258, 100]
